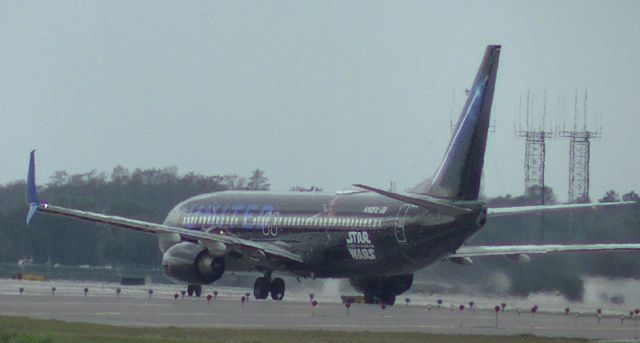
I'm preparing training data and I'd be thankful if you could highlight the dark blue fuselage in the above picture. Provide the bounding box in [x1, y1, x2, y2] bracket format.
[161, 190, 486, 278]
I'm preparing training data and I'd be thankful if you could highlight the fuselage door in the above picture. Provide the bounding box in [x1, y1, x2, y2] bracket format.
[269, 212, 280, 237]
[258, 211, 279, 238]
[395, 204, 411, 243]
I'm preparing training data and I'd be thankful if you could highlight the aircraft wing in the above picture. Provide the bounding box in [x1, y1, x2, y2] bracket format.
[488, 202, 635, 218]
[452, 243, 640, 258]
[25, 152, 303, 264]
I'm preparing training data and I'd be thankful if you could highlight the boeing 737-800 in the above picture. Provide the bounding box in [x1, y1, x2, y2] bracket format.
[25, 45, 640, 305]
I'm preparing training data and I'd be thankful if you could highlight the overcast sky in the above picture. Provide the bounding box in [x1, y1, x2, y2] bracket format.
[1, 1, 639, 201]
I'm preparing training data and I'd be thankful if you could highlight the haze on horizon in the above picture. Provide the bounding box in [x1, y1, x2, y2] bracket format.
[1, 1, 639, 202]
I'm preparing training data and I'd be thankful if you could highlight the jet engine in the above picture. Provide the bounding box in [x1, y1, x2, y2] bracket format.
[162, 242, 225, 284]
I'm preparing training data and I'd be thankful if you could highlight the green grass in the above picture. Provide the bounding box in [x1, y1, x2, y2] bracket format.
[0, 315, 589, 343]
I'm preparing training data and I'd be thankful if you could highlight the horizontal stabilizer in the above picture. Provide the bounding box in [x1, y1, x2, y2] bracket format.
[353, 184, 472, 216]
[488, 201, 636, 218]
[452, 243, 640, 258]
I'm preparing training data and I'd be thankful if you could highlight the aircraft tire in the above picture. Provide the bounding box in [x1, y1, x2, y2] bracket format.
[363, 290, 377, 304]
[380, 291, 396, 306]
[270, 278, 285, 301]
[253, 277, 270, 300]
[187, 284, 194, 297]
[194, 285, 202, 297]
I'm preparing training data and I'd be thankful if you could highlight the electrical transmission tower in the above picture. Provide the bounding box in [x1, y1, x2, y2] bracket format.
[559, 90, 601, 203]
[515, 90, 555, 205]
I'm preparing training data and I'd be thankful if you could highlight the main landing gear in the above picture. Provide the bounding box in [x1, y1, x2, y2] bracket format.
[349, 274, 414, 306]
[187, 284, 202, 297]
[253, 273, 285, 301]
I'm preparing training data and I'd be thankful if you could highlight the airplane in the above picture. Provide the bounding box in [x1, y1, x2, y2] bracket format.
[25, 45, 640, 305]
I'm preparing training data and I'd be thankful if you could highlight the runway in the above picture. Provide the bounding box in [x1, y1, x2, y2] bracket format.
[1, 279, 640, 341]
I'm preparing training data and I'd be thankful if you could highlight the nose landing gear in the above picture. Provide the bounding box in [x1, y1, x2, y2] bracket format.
[253, 274, 285, 301]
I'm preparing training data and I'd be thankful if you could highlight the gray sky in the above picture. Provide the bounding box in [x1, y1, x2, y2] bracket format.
[1, 1, 639, 201]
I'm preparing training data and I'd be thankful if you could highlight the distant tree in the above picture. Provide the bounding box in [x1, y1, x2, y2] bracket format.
[247, 169, 270, 191]
[572, 195, 591, 204]
[110, 165, 130, 184]
[622, 191, 640, 202]
[525, 185, 557, 205]
[49, 170, 68, 186]
[68, 173, 84, 186]
[599, 190, 620, 203]
[222, 175, 246, 190]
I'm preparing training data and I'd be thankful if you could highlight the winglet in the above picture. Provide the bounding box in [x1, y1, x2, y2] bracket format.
[26, 150, 39, 224]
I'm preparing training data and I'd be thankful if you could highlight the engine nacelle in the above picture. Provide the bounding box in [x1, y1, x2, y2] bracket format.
[162, 242, 225, 284]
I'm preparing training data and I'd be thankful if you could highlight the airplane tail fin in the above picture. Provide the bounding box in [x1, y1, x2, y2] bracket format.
[411, 45, 501, 200]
